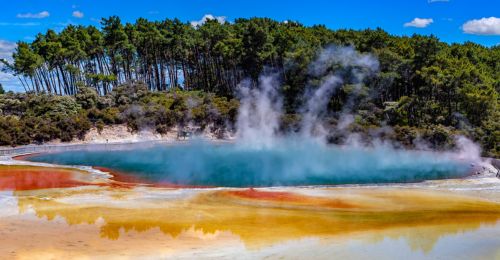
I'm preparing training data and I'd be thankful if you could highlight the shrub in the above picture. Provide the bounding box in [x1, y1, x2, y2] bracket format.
[76, 87, 99, 109]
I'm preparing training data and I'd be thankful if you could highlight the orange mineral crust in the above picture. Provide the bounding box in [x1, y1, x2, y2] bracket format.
[12, 153, 42, 161]
[7, 187, 500, 247]
[0, 165, 91, 191]
[220, 188, 359, 209]
[93, 166, 213, 189]
[0, 184, 499, 258]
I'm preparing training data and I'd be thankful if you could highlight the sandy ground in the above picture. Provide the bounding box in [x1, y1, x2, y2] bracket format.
[0, 124, 234, 152]
[58, 124, 232, 145]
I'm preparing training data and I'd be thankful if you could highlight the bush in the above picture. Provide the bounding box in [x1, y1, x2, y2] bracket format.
[421, 125, 454, 150]
[96, 120, 105, 134]
[76, 87, 99, 109]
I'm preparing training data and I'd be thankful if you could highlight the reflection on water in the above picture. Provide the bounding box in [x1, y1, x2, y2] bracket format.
[4, 186, 500, 256]
[0, 164, 499, 258]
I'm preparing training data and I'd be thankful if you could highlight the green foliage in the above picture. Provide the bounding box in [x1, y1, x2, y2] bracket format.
[0, 93, 91, 145]
[76, 87, 98, 109]
[0, 16, 498, 157]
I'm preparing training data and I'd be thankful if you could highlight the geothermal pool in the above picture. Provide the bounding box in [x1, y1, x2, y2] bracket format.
[25, 141, 473, 187]
[2, 45, 499, 259]
[2, 142, 500, 259]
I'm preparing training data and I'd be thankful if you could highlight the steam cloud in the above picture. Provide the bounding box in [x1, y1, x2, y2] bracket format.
[234, 45, 482, 163]
[236, 46, 381, 145]
[236, 75, 283, 148]
[301, 46, 379, 139]
[27, 46, 486, 187]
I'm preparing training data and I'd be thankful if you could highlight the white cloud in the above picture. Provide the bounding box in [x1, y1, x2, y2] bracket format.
[72, 11, 84, 19]
[0, 40, 22, 92]
[404, 18, 434, 28]
[428, 0, 449, 3]
[462, 17, 500, 35]
[191, 14, 226, 27]
[0, 40, 16, 62]
[0, 22, 40, 27]
[16, 11, 50, 19]
[0, 75, 22, 93]
[0, 71, 22, 92]
[0, 71, 15, 81]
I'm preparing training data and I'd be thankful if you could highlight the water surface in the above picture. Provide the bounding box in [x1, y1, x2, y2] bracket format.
[27, 141, 472, 187]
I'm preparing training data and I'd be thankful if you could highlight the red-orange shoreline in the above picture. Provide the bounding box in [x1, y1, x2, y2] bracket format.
[12, 153, 43, 161]
[92, 166, 213, 189]
[0, 165, 91, 191]
[12, 152, 213, 189]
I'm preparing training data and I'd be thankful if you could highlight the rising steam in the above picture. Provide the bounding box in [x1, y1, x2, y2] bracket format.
[236, 46, 381, 145]
[301, 46, 379, 138]
[27, 46, 485, 187]
[234, 45, 482, 162]
[236, 75, 283, 149]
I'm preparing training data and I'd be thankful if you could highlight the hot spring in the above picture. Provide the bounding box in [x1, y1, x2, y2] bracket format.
[26, 140, 473, 187]
[25, 46, 479, 187]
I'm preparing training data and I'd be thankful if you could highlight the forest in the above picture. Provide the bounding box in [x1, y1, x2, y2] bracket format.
[0, 16, 498, 157]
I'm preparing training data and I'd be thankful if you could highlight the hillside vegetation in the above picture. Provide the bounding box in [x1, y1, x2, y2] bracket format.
[0, 17, 498, 156]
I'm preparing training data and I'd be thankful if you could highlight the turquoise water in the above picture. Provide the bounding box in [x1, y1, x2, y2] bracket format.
[27, 141, 472, 187]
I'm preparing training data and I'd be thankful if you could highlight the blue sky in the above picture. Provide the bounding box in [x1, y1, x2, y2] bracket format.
[1, 0, 499, 91]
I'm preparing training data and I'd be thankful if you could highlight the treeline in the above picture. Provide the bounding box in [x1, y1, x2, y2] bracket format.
[0, 16, 498, 156]
[5, 17, 287, 95]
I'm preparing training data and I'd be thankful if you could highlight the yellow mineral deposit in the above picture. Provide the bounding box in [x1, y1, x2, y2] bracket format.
[0, 164, 499, 259]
